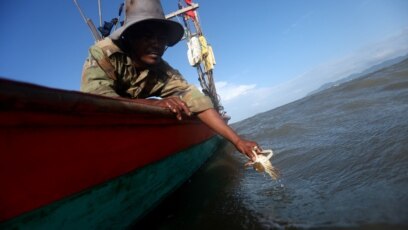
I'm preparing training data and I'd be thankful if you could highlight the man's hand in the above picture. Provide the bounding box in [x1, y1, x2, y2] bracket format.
[151, 97, 191, 120]
[234, 139, 261, 162]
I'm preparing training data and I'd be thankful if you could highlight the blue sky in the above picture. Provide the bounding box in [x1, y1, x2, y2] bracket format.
[1, 0, 408, 122]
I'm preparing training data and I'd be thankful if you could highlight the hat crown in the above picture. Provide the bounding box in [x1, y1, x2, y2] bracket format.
[110, 0, 183, 46]
[124, 0, 165, 25]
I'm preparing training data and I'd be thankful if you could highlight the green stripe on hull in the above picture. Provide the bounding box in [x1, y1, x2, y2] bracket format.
[1, 136, 224, 229]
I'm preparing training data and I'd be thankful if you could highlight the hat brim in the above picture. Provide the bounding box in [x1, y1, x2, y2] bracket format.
[110, 18, 184, 47]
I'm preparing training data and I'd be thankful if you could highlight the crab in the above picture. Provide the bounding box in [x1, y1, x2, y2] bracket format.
[245, 147, 280, 180]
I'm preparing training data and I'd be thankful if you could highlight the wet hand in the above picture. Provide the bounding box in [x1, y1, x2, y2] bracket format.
[234, 139, 261, 162]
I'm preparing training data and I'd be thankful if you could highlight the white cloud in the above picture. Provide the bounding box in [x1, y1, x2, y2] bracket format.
[216, 81, 256, 102]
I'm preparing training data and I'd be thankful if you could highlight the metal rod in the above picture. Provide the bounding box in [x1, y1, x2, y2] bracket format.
[73, 0, 102, 41]
[98, 0, 102, 27]
[73, 0, 88, 24]
[87, 18, 102, 41]
[165, 3, 199, 19]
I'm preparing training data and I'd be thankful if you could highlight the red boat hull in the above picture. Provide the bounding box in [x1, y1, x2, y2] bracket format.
[0, 79, 217, 222]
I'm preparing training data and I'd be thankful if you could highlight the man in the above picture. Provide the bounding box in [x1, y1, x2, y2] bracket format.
[81, 0, 260, 161]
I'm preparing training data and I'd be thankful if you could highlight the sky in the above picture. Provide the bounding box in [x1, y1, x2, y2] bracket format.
[1, 0, 408, 122]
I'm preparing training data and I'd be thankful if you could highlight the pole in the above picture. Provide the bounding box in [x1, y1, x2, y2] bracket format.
[98, 0, 102, 27]
[165, 3, 199, 19]
[73, 0, 102, 41]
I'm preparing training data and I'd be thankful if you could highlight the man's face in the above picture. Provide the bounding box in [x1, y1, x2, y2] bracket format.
[127, 24, 168, 69]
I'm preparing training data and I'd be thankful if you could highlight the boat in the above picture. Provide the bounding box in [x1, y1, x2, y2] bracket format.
[0, 78, 224, 229]
[1, 0, 227, 228]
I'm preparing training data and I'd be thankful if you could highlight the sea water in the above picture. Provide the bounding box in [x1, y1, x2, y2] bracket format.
[134, 58, 408, 229]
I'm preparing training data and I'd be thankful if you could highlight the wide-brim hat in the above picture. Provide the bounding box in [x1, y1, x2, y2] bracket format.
[110, 0, 184, 47]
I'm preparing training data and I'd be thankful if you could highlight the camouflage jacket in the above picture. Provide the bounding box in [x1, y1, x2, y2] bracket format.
[80, 38, 213, 113]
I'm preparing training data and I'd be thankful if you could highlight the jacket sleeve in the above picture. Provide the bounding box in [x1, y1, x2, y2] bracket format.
[158, 61, 214, 113]
[80, 47, 120, 97]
